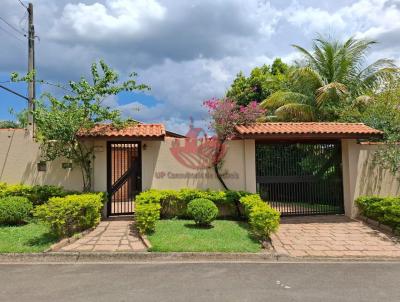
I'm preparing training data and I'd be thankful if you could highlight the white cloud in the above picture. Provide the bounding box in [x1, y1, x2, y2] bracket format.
[287, 7, 346, 33]
[50, 0, 166, 41]
[117, 55, 275, 131]
[286, 0, 400, 42]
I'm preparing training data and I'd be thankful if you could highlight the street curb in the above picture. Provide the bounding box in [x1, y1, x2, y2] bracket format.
[0, 252, 399, 263]
[273, 252, 400, 262]
[0, 252, 275, 263]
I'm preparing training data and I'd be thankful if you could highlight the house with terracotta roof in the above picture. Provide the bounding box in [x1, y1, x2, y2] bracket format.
[0, 121, 394, 218]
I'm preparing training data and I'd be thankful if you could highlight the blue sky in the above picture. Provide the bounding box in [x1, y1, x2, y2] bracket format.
[1, 0, 400, 133]
[0, 73, 159, 122]
[0, 75, 27, 120]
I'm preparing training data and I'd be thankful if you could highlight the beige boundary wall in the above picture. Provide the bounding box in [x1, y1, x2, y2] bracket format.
[0, 130, 256, 193]
[0, 129, 83, 190]
[342, 139, 400, 217]
[1, 129, 399, 218]
[141, 138, 256, 192]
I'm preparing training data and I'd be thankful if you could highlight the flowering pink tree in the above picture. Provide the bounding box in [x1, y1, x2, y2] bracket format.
[203, 98, 265, 190]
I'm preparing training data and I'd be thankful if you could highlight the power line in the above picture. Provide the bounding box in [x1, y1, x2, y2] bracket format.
[0, 15, 27, 37]
[0, 84, 28, 101]
[17, 0, 28, 10]
[19, 10, 28, 34]
[0, 24, 25, 43]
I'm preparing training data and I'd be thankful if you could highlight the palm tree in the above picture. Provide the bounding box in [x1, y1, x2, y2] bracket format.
[261, 36, 397, 121]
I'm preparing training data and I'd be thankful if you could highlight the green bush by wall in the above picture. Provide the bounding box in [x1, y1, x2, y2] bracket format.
[34, 193, 104, 237]
[356, 196, 400, 232]
[135, 203, 161, 234]
[0, 196, 33, 225]
[239, 194, 280, 239]
[0, 183, 72, 206]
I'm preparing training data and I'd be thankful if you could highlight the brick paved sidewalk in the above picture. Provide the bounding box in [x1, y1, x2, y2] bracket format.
[60, 219, 147, 252]
[271, 215, 400, 258]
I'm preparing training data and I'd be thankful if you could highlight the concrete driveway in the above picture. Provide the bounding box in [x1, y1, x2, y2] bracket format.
[271, 215, 400, 258]
[0, 262, 399, 302]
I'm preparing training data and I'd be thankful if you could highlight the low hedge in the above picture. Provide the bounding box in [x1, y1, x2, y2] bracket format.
[239, 194, 280, 239]
[0, 196, 33, 225]
[135, 189, 249, 219]
[34, 193, 104, 237]
[135, 203, 161, 234]
[356, 196, 400, 232]
[135, 189, 280, 239]
[0, 183, 71, 206]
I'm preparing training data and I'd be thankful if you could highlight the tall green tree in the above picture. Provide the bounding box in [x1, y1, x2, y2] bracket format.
[261, 36, 397, 121]
[345, 79, 400, 175]
[226, 58, 290, 106]
[14, 61, 149, 191]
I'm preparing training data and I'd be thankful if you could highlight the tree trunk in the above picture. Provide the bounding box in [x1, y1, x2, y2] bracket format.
[82, 163, 92, 192]
[213, 138, 228, 190]
[213, 163, 228, 190]
[213, 139, 242, 217]
[76, 143, 93, 192]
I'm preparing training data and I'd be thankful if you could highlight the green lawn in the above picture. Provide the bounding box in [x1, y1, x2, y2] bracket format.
[148, 220, 261, 253]
[0, 221, 58, 253]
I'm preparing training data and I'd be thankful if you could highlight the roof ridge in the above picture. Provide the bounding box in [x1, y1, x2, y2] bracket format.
[234, 122, 382, 138]
[258, 122, 366, 125]
[78, 123, 166, 138]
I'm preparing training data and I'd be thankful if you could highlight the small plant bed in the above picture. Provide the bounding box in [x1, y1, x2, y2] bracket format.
[0, 221, 58, 253]
[147, 219, 262, 253]
[0, 183, 106, 252]
[356, 196, 400, 234]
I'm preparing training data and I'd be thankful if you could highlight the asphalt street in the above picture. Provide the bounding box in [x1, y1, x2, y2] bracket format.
[0, 262, 399, 302]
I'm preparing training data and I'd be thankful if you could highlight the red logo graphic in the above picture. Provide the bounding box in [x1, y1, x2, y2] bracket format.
[170, 119, 227, 170]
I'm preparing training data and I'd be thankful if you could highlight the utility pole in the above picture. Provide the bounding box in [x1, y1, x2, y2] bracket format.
[27, 2, 35, 136]
[0, 2, 36, 137]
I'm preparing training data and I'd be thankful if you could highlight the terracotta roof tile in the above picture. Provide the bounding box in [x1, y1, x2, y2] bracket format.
[235, 122, 382, 138]
[77, 123, 165, 138]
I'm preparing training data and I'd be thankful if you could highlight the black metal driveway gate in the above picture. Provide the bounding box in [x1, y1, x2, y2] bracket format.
[256, 142, 344, 216]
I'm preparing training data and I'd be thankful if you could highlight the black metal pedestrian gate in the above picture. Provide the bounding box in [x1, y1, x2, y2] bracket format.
[107, 142, 141, 216]
[256, 142, 344, 216]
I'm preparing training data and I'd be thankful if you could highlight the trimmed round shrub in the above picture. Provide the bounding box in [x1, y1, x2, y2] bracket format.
[187, 198, 218, 226]
[0, 196, 33, 225]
